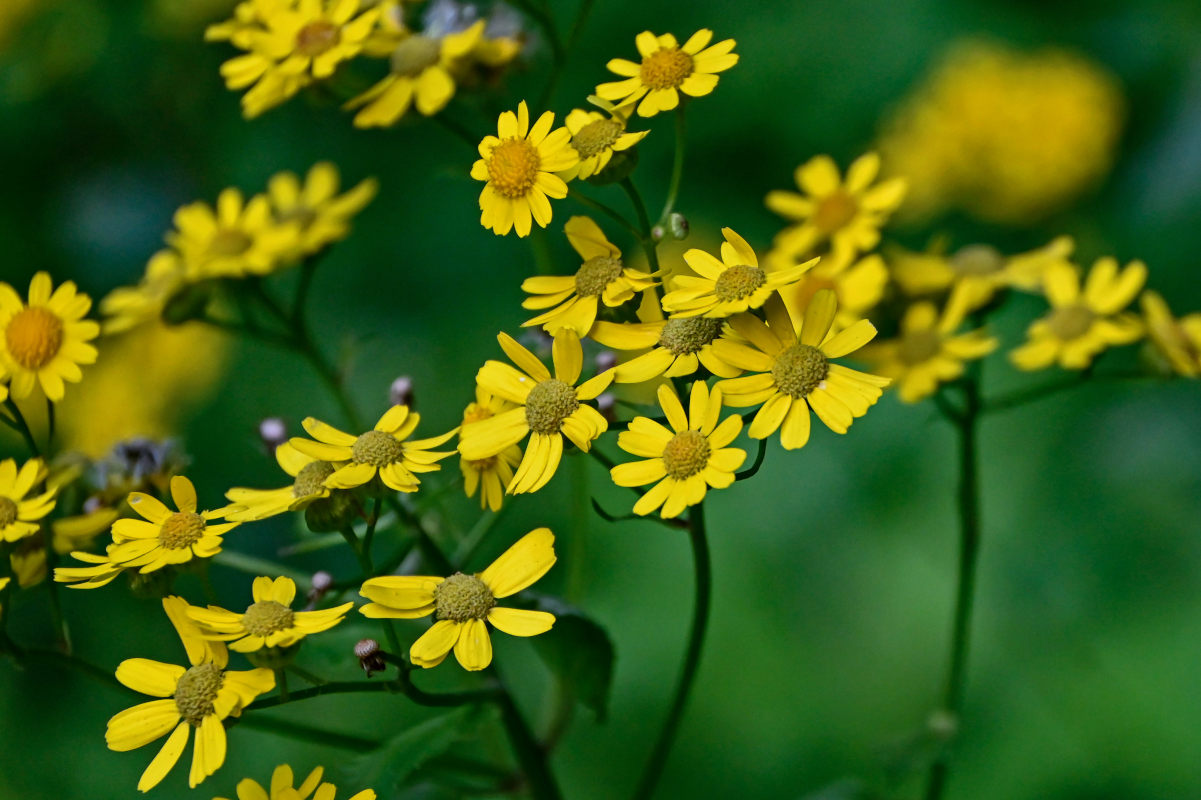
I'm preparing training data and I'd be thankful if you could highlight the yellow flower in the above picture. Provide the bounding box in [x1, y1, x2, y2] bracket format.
[168, 188, 301, 279]
[714, 290, 890, 449]
[187, 576, 353, 653]
[346, 21, 485, 127]
[765, 152, 907, 266]
[662, 227, 816, 319]
[106, 597, 275, 791]
[773, 253, 889, 334]
[360, 528, 556, 671]
[562, 99, 648, 180]
[459, 331, 613, 494]
[859, 295, 997, 403]
[597, 29, 738, 117]
[267, 162, 378, 258]
[0, 458, 54, 543]
[289, 406, 455, 493]
[100, 251, 188, 334]
[521, 216, 657, 334]
[10, 507, 118, 587]
[611, 382, 745, 518]
[214, 764, 376, 800]
[458, 388, 522, 512]
[1011, 258, 1146, 371]
[471, 101, 578, 237]
[214, 0, 380, 118]
[1141, 290, 1201, 377]
[0, 272, 99, 402]
[223, 442, 340, 521]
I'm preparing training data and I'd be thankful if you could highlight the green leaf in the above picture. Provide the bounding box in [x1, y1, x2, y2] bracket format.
[531, 602, 616, 722]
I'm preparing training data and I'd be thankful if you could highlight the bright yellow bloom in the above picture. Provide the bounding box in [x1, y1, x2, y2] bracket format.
[458, 388, 522, 512]
[459, 331, 613, 494]
[107, 597, 275, 791]
[774, 253, 889, 334]
[347, 21, 485, 127]
[187, 576, 353, 653]
[612, 382, 745, 518]
[0, 458, 55, 543]
[100, 251, 188, 334]
[765, 152, 907, 267]
[562, 100, 648, 180]
[0, 272, 99, 402]
[214, 764, 376, 800]
[521, 216, 657, 334]
[471, 101, 578, 237]
[360, 528, 556, 671]
[1011, 259, 1146, 371]
[714, 291, 890, 449]
[267, 162, 378, 258]
[662, 227, 815, 319]
[168, 188, 301, 279]
[214, 0, 380, 118]
[597, 29, 738, 117]
[859, 296, 997, 403]
[1141, 290, 1201, 377]
[223, 442, 340, 521]
[289, 406, 455, 493]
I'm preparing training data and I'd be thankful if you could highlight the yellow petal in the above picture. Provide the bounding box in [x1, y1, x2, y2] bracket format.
[137, 721, 190, 792]
[479, 528, 556, 598]
[453, 618, 493, 671]
[488, 607, 555, 637]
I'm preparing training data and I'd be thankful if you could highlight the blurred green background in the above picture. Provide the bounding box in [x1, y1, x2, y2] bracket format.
[2, 0, 1201, 798]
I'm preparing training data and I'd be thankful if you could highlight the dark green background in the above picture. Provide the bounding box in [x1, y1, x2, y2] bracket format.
[2, 0, 1200, 798]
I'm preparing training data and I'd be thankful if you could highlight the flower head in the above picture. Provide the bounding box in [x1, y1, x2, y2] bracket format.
[596, 29, 738, 117]
[774, 253, 889, 334]
[214, 764, 376, 800]
[457, 387, 522, 511]
[1141, 290, 1201, 377]
[471, 101, 578, 237]
[266, 162, 378, 258]
[360, 528, 557, 671]
[0, 458, 55, 543]
[168, 188, 301, 279]
[223, 442, 341, 521]
[0, 272, 99, 402]
[100, 251, 188, 334]
[562, 99, 648, 180]
[187, 576, 353, 653]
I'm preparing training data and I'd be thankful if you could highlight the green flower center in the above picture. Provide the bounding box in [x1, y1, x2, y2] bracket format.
[572, 118, 623, 159]
[951, 245, 1003, 275]
[391, 34, 441, 76]
[813, 190, 858, 234]
[1048, 304, 1094, 341]
[487, 138, 541, 199]
[352, 430, 404, 467]
[899, 330, 942, 365]
[661, 430, 711, 480]
[174, 663, 224, 727]
[433, 573, 495, 622]
[292, 461, 335, 498]
[658, 317, 722, 356]
[771, 343, 829, 398]
[159, 512, 206, 549]
[295, 21, 341, 58]
[5, 307, 64, 370]
[640, 47, 694, 90]
[575, 256, 624, 297]
[242, 600, 296, 637]
[207, 229, 251, 258]
[713, 265, 766, 302]
[0, 497, 17, 528]
[524, 379, 579, 435]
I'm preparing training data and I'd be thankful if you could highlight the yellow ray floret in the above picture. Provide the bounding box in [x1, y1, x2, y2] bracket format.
[1141, 290, 1201, 377]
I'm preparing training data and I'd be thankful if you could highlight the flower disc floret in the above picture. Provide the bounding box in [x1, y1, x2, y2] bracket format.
[487, 139, 542, 199]
[662, 430, 711, 479]
[575, 256, 624, 296]
[352, 430, 406, 466]
[898, 329, 943, 365]
[291, 461, 336, 499]
[6, 307, 63, 369]
[241, 601, 296, 637]
[174, 663, 224, 727]
[640, 48, 694, 89]
[659, 317, 723, 355]
[771, 344, 829, 398]
[434, 573, 496, 622]
[524, 379, 579, 434]
[207, 229, 252, 258]
[813, 191, 859, 233]
[160, 512, 207, 549]
[714, 265, 766, 302]
[572, 119, 624, 158]
[295, 21, 340, 57]
[0, 497, 16, 527]
[390, 35, 441, 75]
[951, 245, 1004, 275]
[1047, 305, 1094, 340]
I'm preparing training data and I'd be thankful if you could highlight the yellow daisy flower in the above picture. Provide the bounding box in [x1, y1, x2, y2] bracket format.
[346, 20, 485, 127]
[1141, 290, 1201, 377]
[0, 272, 99, 402]
[107, 597, 275, 791]
[267, 162, 378, 258]
[562, 99, 648, 180]
[458, 388, 522, 512]
[222, 442, 340, 522]
[187, 576, 353, 653]
[765, 152, 908, 265]
[214, 764, 376, 800]
[521, 216, 657, 334]
[471, 101, 578, 237]
[859, 296, 998, 403]
[288, 406, 456, 493]
[611, 382, 746, 518]
[0, 458, 55, 543]
[1010, 258, 1146, 371]
[661, 227, 816, 318]
[360, 528, 556, 671]
[459, 331, 613, 494]
[714, 290, 891, 449]
[596, 29, 738, 117]
[215, 0, 380, 118]
[168, 188, 301, 279]
[774, 253, 889, 334]
[9, 507, 117, 587]
[100, 250, 188, 334]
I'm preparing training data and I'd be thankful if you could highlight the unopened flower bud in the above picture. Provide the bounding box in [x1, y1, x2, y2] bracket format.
[355, 638, 386, 677]
[668, 212, 689, 240]
[259, 417, 288, 452]
[651, 225, 666, 242]
[389, 376, 414, 408]
[595, 350, 617, 372]
[596, 392, 617, 424]
[306, 571, 333, 607]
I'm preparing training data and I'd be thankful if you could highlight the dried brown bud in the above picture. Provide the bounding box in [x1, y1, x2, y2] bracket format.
[355, 638, 386, 677]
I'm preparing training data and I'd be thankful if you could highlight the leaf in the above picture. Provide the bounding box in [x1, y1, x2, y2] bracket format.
[531, 601, 616, 722]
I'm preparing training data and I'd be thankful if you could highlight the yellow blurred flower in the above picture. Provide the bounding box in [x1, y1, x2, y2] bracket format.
[10, 507, 118, 587]
[100, 251, 188, 335]
[774, 253, 889, 334]
[0, 458, 54, 543]
[267, 162, 378, 258]
[597, 29, 738, 117]
[168, 188, 301, 279]
[214, 764, 376, 800]
[1140, 290, 1201, 377]
[0, 272, 99, 402]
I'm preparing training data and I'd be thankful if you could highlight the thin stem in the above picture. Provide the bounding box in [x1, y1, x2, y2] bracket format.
[567, 188, 643, 240]
[537, 0, 595, 108]
[45, 397, 56, 449]
[494, 672, 563, 800]
[658, 107, 688, 225]
[734, 438, 767, 481]
[238, 713, 378, 750]
[42, 537, 70, 652]
[3, 399, 39, 457]
[981, 369, 1154, 415]
[246, 679, 397, 711]
[287, 664, 328, 686]
[339, 525, 374, 577]
[619, 178, 661, 272]
[276, 668, 290, 701]
[431, 112, 480, 150]
[924, 375, 982, 800]
[632, 502, 711, 800]
[361, 496, 381, 573]
[510, 0, 565, 75]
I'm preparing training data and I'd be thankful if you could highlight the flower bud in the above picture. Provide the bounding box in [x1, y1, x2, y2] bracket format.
[306, 571, 333, 608]
[667, 212, 689, 240]
[355, 638, 386, 677]
[389, 376, 414, 408]
[596, 392, 616, 424]
[259, 417, 288, 452]
[595, 350, 617, 373]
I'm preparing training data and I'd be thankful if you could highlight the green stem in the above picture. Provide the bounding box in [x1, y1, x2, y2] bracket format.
[632, 502, 711, 800]
[339, 525, 374, 577]
[658, 107, 688, 225]
[361, 496, 381, 573]
[619, 178, 661, 272]
[42, 537, 70, 652]
[431, 112, 480, 150]
[3, 399, 39, 458]
[925, 375, 982, 800]
[734, 438, 767, 481]
[246, 679, 397, 711]
[981, 369, 1154, 415]
[567, 188, 643, 240]
[276, 668, 290, 701]
[212, 550, 310, 583]
[287, 664, 328, 686]
[237, 713, 378, 750]
[536, 0, 594, 108]
[496, 687, 563, 800]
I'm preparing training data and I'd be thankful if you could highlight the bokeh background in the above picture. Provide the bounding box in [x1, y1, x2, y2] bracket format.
[2, 0, 1201, 798]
